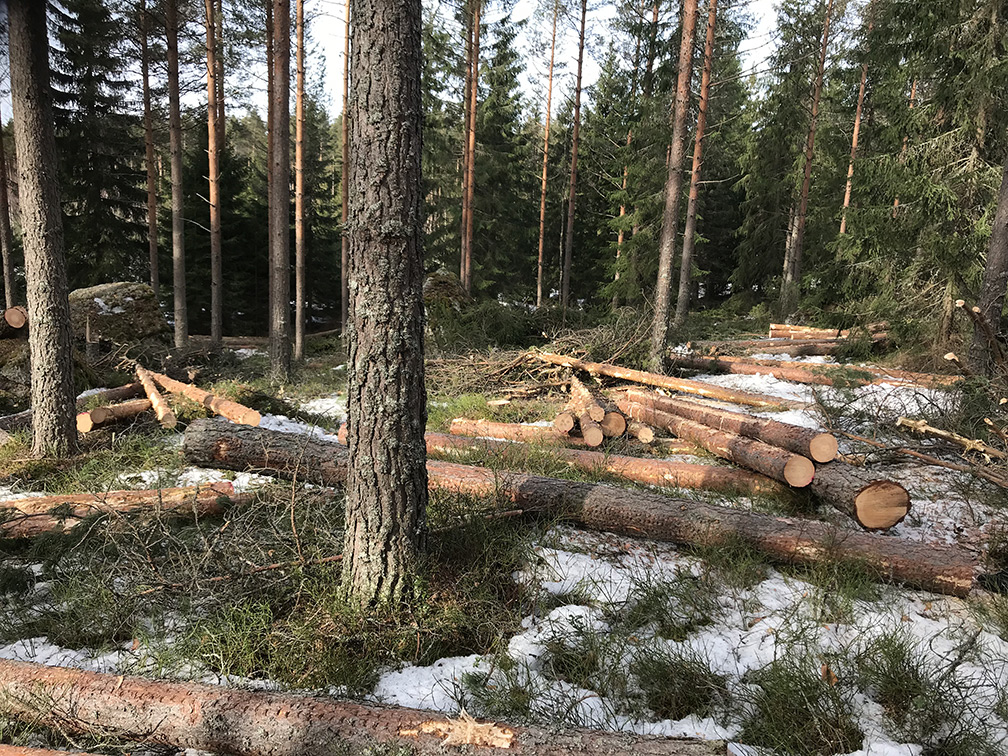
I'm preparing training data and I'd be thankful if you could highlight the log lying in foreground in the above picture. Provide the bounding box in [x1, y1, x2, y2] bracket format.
[426, 432, 786, 497]
[136, 364, 178, 429]
[532, 352, 798, 409]
[448, 418, 695, 453]
[0, 659, 723, 756]
[151, 371, 261, 426]
[76, 398, 153, 433]
[0, 746, 93, 756]
[0, 482, 241, 539]
[809, 464, 910, 530]
[182, 420, 975, 595]
[624, 387, 838, 462]
[617, 399, 815, 487]
[0, 383, 145, 433]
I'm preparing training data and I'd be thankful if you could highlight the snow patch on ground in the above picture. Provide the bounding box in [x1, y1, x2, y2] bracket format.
[234, 348, 265, 360]
[258, 413, 342, 444]
[299, 394, 347, 421]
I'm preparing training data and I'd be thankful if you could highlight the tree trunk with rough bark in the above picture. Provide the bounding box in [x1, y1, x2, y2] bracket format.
[181, 420, 979, 596]
[779, 0, 833, 318]
[536, 0, 559, 308]
[839, 6, 872, 235]
[166, 0, 187, 348]
[649, 0, 699, 367]
[294, 0, 306, 361]
[340, 0, 350, 333]
[140, 0, 158, 299]
[8, 0, 78, 458]
[463, 0, 481, 295]
[672, 0, 717, 330]
[460, 4, 473, 289]
[0, 385, 144, 433]
[343, 0, 428, 607]
[0, 108, 17, 309]
[970, 155, 1008, 375]
[205, 0, 223, 345]
[0, 659, 724, 756]
[561, 0, 588, 318]
[268, 0, 291, 382]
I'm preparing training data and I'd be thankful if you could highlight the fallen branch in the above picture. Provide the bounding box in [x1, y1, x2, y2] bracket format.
[896, 416, 1007, 461]
[181, 420, 980, 595]
[151, 371, 261, 426]
[532, 352, 797, 409]
[0, 659, 724, 756]
[136, 364, 178, 429]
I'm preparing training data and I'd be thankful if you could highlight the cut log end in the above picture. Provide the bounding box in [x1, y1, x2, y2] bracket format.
[600, 411, 627, 438]
[579, 418, 604, 447]
[554, 411, 576, 434]
[628, 420, 655, 444]
[3, 306, 27, 329]
[855, 480, 911, 530]
[783, 456, 815, 487]
[809, 433, 839, 463]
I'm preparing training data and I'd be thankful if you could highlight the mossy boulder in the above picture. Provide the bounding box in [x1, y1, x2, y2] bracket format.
[68, 282, 170, 345]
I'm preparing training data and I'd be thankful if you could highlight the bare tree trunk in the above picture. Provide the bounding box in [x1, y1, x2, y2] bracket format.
[268, 0, 291, 383]
[266, 0, 274, 327]
[536, 0, 559, 308]
[0, 108, 16, 308]
[205, 0, 223, 345]
[969, 155, 1008, 375]
[460, 3, 473, 288]
[648, 0, 699, 367]
[672, 0, 718, 330]
[215, 0, 224, 134]
[340, 0, 350, 333]
[140, 0, 158, 301]
[561, 0, 588, 318]
[294, 0, 306, 360]
[463, 0, 481, 295]
[839, 5, 872, 235]
[8, 0, 77, 458]
[779, 0, 833, 318]
[892, 77, 917, 215]
[166, 0, 187, 348]
[343, 0, 428, 607]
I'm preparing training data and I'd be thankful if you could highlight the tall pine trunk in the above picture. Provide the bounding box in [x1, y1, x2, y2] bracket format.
[536, 0, 558, 308]
[463, 0, 481, 295]
[340, 0, 350, 333]
[0, 108, 16, 309]
[166, 0, 187, 347]
[839, 4, 872, 235]
[779, 0, 833, 318]
[294, 0, 306, 360]
[342, 0, 427, 607]
[672, 0, 718, 330]
[969, 155, 1008, 375]
[8, 0, 77, 458]
[648, 0, 699, 367]
[205, 0, 223, 345]
[561, 0, 588, 318]
[268, 0, 291, 382]
[140, 0, 158, 300]
[459, 4, 473, 289]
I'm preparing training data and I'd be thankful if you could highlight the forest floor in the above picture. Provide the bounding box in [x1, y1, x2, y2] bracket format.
[1, 328, 1008, 756]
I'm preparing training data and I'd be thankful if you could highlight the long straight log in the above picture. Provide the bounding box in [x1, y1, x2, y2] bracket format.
[809, 464, 910, 530]
[76, 398, 152, 433]
[617, 399, 815, 487]
[532, 352, 797, 409]
[569, 374, 605, 422]
[136, 364, 178, 429]
[624, 387, 837, 462]
[426, 431, 786, 496]
[0, 383, 145, 433]
[151, 370, 261, 426]
[448, 418, 691, 452]
[181, 420, 979, 595]
[0, 482, 240, 538]
[0, 660, 722, 756]
[769, 323, 847, 340]
[0, 747, 93, 756]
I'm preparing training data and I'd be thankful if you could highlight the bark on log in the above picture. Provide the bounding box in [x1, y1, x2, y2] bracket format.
[151, 370, 261, 426]
[769, 323, 847, 340]
[617, 399, 815, 487]
[0, 482, 241, 538]
[0, 384, 146, 433]
[532, 352, 797, 409]
[627, 419, 655, 444]
[449, 418, 691, 452]
[426, 432, 786, 496]
[809, 464, 910, 530]
[76, 398, 152, 433]
[577, 413, 604, 447]
[624, 387, 837, 462]
[136, 364, 178, 429]
[0, 747, 94, 756]
[181, 420, 979, 595]
[570, 375, 606, 422]
[0, 659, 723, 756]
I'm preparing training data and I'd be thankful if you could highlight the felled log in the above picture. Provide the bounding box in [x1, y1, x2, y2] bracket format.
[0, 383, 146, 434]
[151, 370, 261, 426]
[425, 432, 786, 497]
[627, 419, 655, 444]
[576, 413, 604, 447]
[0, 305, 28, 338]
[76, 398, 152, 433]
[0, 747, 94, 756]
[896, 416, 1007, 460]
[0, 660, 720, 756]
[569, 375, 605, 422]
[809, 465, 910, 530]
[623, 388, 838, 462]
[448, 418, 691, 452]
[599, 406, 627, 437]
[0, 482, 241, 539]
[617, 399, 815, 487]
[181, 420, 978, 595]
[769, 323, 848, 340]
[553, 401, 576, 433]
[532, 352, 796, 409]
[135, 364, 178, 429]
